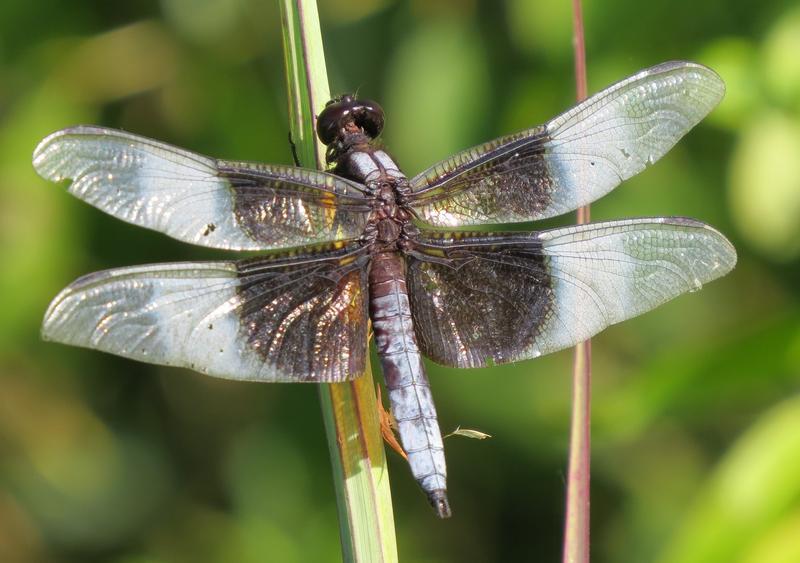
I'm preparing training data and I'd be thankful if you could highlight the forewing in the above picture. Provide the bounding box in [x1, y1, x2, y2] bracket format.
[408, 62, 724, 227]
[33, 126, 372, 250]
[42, 245, 370, 382]
[407, 218, 736, 368]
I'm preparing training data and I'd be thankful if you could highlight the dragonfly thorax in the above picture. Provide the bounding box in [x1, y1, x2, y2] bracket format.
[366, 182, 416, 249]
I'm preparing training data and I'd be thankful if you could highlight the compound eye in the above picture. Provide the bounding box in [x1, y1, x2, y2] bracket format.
[317, 96, 353, 145]
[356, 99, 384, 140]
[316, 95, 385, 145]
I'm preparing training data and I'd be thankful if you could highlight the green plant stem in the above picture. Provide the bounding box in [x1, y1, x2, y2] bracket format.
[278, 2, 398, 561]
[563, 0, 592, 562]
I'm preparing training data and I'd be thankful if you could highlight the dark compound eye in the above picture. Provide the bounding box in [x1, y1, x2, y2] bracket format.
[317, 95, 385, 145]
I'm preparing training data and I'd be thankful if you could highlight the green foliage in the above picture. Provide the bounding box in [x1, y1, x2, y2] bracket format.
[1, 1, 798, 562]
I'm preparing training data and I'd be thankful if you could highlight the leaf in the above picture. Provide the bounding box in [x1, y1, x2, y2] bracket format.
[657, 395, 800, 563]
[445, 426, 493, 440]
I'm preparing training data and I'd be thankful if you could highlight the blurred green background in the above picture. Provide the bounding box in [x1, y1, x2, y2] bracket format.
[1, 0, 799, 561]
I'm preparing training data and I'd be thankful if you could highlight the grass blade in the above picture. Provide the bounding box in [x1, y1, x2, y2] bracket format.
[563, 0, 592, 562]
[278, 2, 398, 561]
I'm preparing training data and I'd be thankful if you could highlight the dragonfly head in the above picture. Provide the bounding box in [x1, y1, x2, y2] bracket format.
[317, 94, 385, 145]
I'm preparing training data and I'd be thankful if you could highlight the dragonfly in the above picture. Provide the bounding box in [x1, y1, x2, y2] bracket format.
[34, 61, 736, 518]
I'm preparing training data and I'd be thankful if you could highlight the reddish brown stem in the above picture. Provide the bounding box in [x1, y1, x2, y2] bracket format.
[563, 0, 592, 562]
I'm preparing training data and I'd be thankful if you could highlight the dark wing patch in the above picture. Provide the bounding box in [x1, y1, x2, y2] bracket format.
[407, 232, 554, 368]
[408, 62, 725, 227]
[235, 246, 370, 381]
[221, 161, 373, 249]
[407, 218, 736, 368]
[42, 244, 370, 382]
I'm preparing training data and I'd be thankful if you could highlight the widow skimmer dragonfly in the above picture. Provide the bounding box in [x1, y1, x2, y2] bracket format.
[34, 61, 735, 518]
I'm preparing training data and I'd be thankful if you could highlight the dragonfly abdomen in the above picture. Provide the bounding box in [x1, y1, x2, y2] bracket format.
[368, 251, 450, 518]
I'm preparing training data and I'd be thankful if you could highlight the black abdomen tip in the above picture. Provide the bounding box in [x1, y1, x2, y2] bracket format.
[429, 490, 452, 519]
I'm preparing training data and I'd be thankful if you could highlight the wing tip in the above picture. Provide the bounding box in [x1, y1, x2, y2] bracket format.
[540, 216, 738, 278]
[661, 215, 738, 277]
[32, 129, 65, 181]
[39, 323, 62, 345]
[648, 59, 726, 105]
[40, 292, 69, 344]
[703, 224, 738, 275]
[32, 125, 104, 181]
[40, 267, 120, 345]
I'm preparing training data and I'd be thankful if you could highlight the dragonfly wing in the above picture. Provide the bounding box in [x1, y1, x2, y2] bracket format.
[33, 126, 372, 250]
[409, 62, 725, 227]
[407, 218, 736, 368]
[42, 245, 370, 382]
